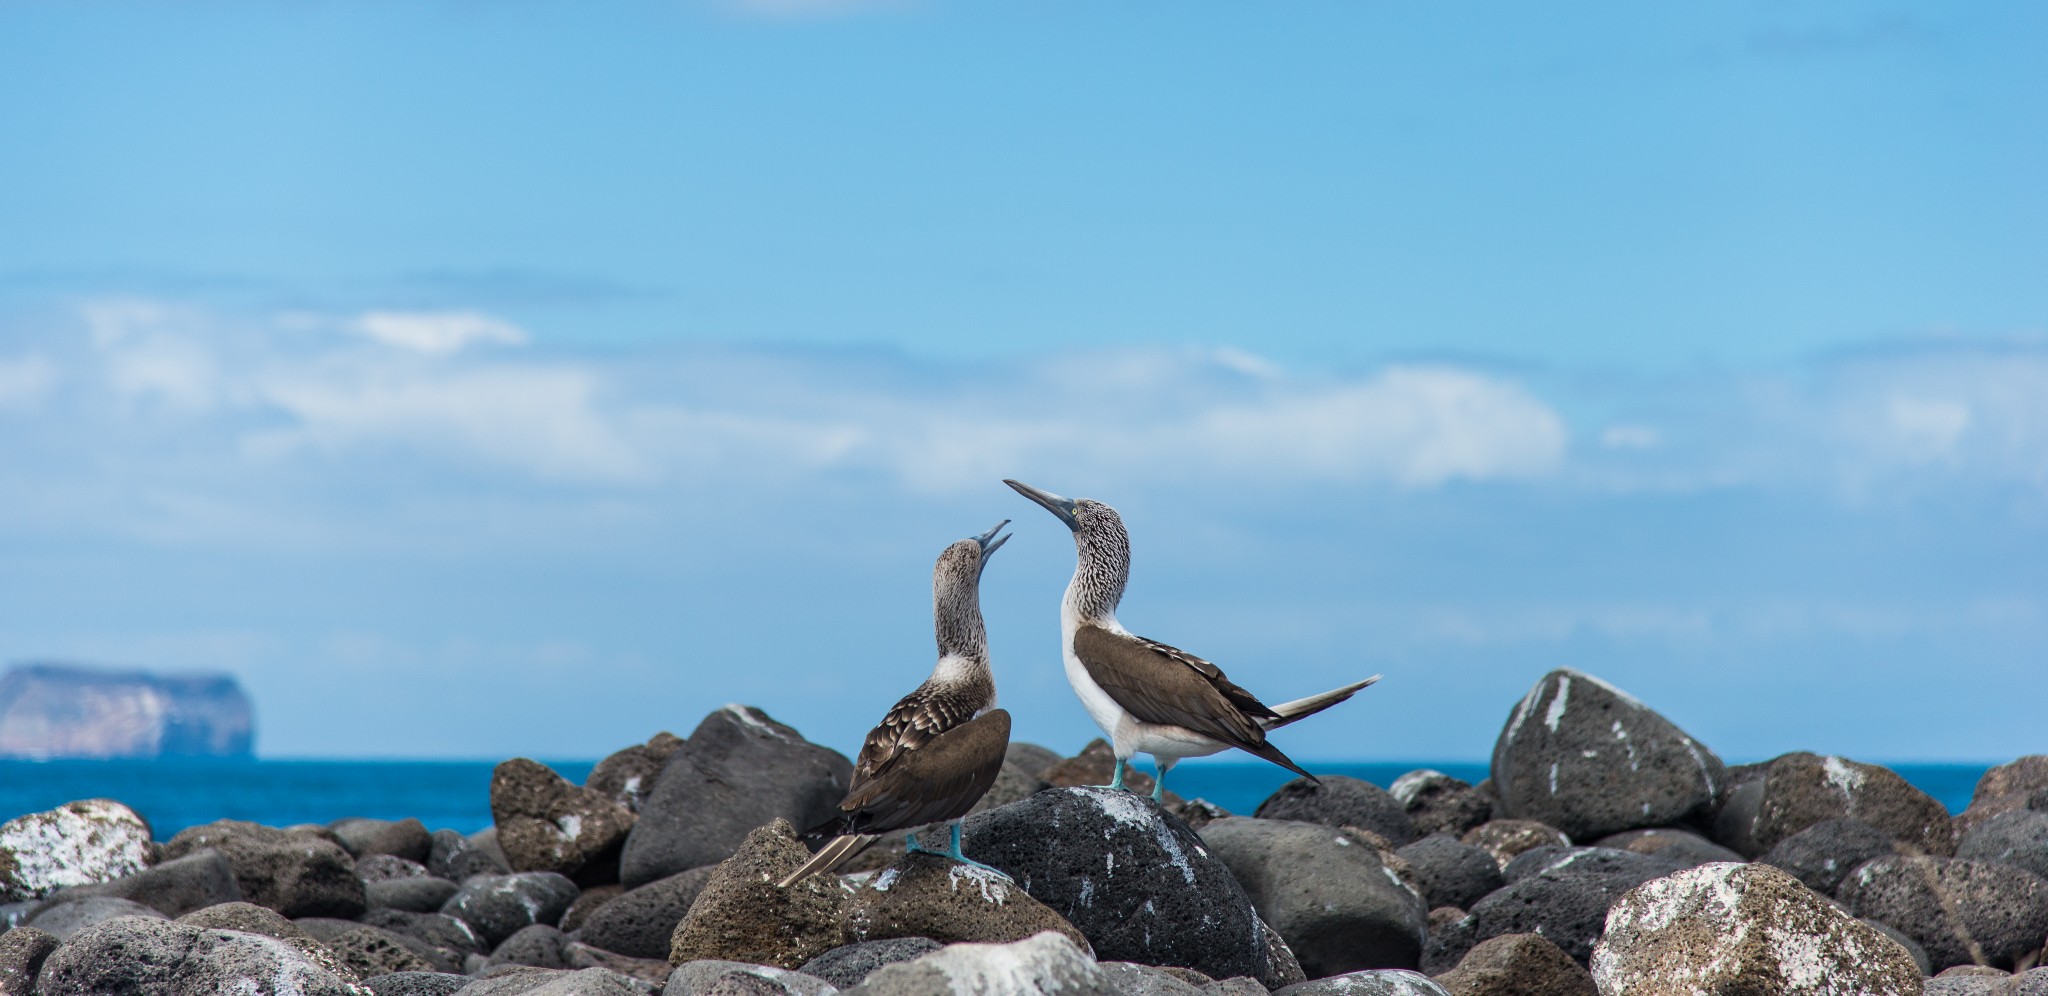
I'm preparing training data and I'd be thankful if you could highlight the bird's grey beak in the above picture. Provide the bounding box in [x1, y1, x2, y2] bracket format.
[1004, 479, 1079, 531]
[975, 520, 1011, 561]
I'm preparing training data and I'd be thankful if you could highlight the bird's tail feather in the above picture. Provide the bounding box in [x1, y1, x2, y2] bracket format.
[1244, 738, 1318, 784]
[776, 833, 876, 888]
[1262, 675, 1381, 731]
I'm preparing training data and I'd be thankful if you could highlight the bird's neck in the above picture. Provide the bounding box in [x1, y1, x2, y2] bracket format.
[934, 585, 989, 663]
[929, 653, 996, 712]
[1064, 526, 1130, 626]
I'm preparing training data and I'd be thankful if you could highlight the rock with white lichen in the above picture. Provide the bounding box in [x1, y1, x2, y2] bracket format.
[1736, 752, 1956, 859]
[1590, 862, 1923, 996]
[35, 915, 370, 996]
[490, 758, 636, 884]
[1490, 669, 1726, 843]
[841, 931, 1116, 996]
[842, 852, 1089, 950]
[0, 798, 153, 903]
[1273, 969, 1453, 995]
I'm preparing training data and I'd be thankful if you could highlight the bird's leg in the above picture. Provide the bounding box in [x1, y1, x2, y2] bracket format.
[905, 829, 937, 856]
[1107, 758, 1128, 791]
[944, 820, 1011, 880]
[1151, 757, 1177, 803]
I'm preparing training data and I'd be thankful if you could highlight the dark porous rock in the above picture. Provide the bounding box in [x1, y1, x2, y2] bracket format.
[1926, 978, 2010, 996]
[0, 925, 58, 993]
[1838, 854, 2048, 970]
[561, 941, 674, 985]
[331, 818, 434, 863]
[359, 854, 433, 881]
[667, 819, 848, 970]
[36, 914, 366, 995]
[1099, 961, 1206, 995]
[1468, 847, 1683, 963]
[560, 882, 623, 933]
[1435, 933, 1597, 996]
[1272, 970, 1451, 995]
[178, 901, 358, 979]
[493, 923, 571, 969]
[1591, 827, 1743, 868]
[586, 731, 687, 813]
[1263, 920, 1308, 988]
[23, 895, 166, 939]
[1744, 752, 1957, 858]
[1396, 834, 1504, 910]
[1005, 742, 1064, 779]
[1391, 770, 1496, 839]
[1975, 756, 2048, 809]
[840, 932, 1114, 996]
[1421, 907, 1477, 976]
[1592, 861, 1921, 995]
[161, 819, 367, 918]
[494, 758, 637, 885]
[962, 786, 1279, 987]
[1758, 818, 1901, 896]
[0, 799, 154, 903]
[1207, 981, 1272, 996]
[2014, 969, 2048, 996]
[580, 866, 714, 959]
[1957, 810, 2048, 880]
[428, 827, 511, 882]
[797, 937, 945, 989]
[1199, 817, 1428, 977]
[362, 972, 471, 996]
[460, 965, 655, 995]
[843, 853, 1088, 950]
[329, 924, 439, 977]
[361, 907, 489, 955]
[1490, 669, 1726, 843]
[665, 959, 838, 995]
[51, 847, 242, 917]
[440, 871, 581, 947]
[1501, 846, 1683, 887]
[1255, 776, 1418, 845]
[1460, 820, 1571, 870]
[367, 875, 461, 912]
[1862, 917, 1931, 976]
[620, 706, 853, 889]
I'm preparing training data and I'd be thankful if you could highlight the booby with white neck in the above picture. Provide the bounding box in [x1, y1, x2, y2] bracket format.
[1005, 480, 1379, 801]
[778, 521, 1014, 887]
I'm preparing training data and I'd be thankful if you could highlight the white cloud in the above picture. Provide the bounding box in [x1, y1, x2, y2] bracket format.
[0, 355, 56, 409]
[354, 311, 528, 354]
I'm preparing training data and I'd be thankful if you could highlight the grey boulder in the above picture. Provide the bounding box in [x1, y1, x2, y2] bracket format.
[492, 758, 637, 884]
[578, 865, 715, 960]
[428, 827, 512, 882]
[841, 932, 1114, 996]
[1390, 770, 1496, 839]
[362, 973, 471, 996]
[1199, 817, 1428, 977]
[586, 732, 687, 814]
[35, 914, 365, 996]
[1395, 834, 1503, 910]
[664, 959, 838, 995]
[49, 847, 241, 917]
[1468, 847, 1683, 963]
[1956, 809, 2048, 880]
[0, 925, 58, 994]
[619, 705, 853, 888]
[1741, 752, 1956, 858]
[366, 875, 461, 912]
[161, 819, 367, 918]
[1757, 819, 1900, 896]
[1254, 776, 1418, 845]
[330, 818, 433, 863]
[1590, 827, 1743, 868]
[1490, 669, 1726, 842]
[797, 937, 945, 989]
[1433, 932, 1596, 996]
[1272, 970, 1451, 995]
[1838, 855, 2048, 970]
[23, 895, 167, 939]
[440, 871, 581, 947]
[0, 799, 153, 903]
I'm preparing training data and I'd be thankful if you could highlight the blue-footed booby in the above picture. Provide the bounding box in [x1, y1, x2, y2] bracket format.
[778, 521, 1015, 887]
[1004, 480, 1380, 802]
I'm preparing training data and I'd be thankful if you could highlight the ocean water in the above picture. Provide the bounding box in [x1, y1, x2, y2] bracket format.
[0, 758, 1992, 838]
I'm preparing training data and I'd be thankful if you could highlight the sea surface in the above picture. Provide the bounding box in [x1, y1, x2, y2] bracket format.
[0, 758, 1992, 838]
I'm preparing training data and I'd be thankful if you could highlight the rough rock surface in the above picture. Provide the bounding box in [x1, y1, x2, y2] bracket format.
[797, 938, 945, 989]
[843, 853, 1088, 949]
[1433, 933, 1596, 996]
[559, 942, 671, 984]
[361, 973, 469, 996]
[665, 959, 838, 995]
[328, 925, 438, 977]
[1098, 961, 1207, 995]
[1468, 847, 1682, 963]
[1591, 828, 1743, 868]
[1391, 771, 1495, 839]
[1490, 669, 1726, 842]
[366, 876, 460, 913]
[840, 931, 1114, 996]
[1200, 817, 1428, 977]
[962, 786, 1279, 987]
[1591, 861, 1922, 995]
[580, 866, 715, 960]
[359, 908, 488, 957]
[35, 914, 368, 995]
[177, 901, 359, 980]
[666, 819, 848, 970]
[493, 757, 638, 884]
[358, 854, 431, 882]
[439, 872, 580, 947]
[52, 847, 242, 916]
[966, 755, 1053, 816]
[1272, 969, 1452, 995]
[620, 706, 853, 888]
[586, 732, 686, 813]
[330, 819, 433, 864]
[1254, 777, 1419, 845]
[1743, 752, 1957, 858]
[1757, 819, 1901, 896]
[427, 828, 511, 882]
[1838, 854, 2048, 970]
[23, 895, 168, 939]
[0, 798, 153, 902]
[1460, 820, 1571, 870]
[559, 882, 623, 932]
[491, 924, 570, 970]
[162, 819, 368, 918]
[1396, 834, 1504, 910]
[1956, 810, 2048, 880]
[1974, 756, 2048, 807]
[459, 966, 652, 995]
[1421, 907, 1477, 976]
[0, 925, 58, 993]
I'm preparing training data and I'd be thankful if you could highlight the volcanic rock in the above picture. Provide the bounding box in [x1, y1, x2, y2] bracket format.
[439, 871, 580, 947]
[1757, 819, 1901, 896]
[579, 866, 715, 960]
[1742, 752, 1956, 858]
[797, 938, 945, 989]
[1395, 834, 1503, 910]
[1838, 854, 2048, 970]
[840, 931, 1114, 996]
[35, 914, 364, 996]
[52, 847, 241, 917]
[1254, 776, 1418, 845]
[666, 819, 848, 970]
[162, 819, 367, 918]
[1390, 770, 1495, 839]
[1434, 933, 1596, 996]
[1460, 820, 1571, 870]
[0, 798, 153, 902]
[843, 853, 1087, 949]
[585, 731, 686, 813]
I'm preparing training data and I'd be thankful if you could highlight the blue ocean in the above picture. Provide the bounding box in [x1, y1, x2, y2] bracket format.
[0, 758, 1992, 837]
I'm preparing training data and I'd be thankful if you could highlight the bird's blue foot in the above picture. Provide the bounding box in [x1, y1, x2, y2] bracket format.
[1151, 771, 1167, 803]
[944, 823, 1012, 880]
[1106, 758, 1128, 791]
[905, 832, 938, 857]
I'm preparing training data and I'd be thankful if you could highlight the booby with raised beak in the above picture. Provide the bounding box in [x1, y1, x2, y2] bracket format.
[1004, 480, 1380, 802]
[778, 521, 1015, 887]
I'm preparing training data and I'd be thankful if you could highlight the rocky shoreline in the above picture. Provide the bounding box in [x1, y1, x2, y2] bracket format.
[2, 668, 2044, 996]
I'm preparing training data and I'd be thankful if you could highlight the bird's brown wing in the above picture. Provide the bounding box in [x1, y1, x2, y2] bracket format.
[831, 708, 1011, 835]
[1072, 624, 1313, 780]
[850, 680, 984, 788]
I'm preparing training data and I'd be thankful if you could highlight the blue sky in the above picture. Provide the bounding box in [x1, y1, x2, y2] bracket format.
[1, 1, 2043, 763]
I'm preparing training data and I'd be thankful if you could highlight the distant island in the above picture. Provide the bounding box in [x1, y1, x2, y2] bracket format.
[0, 661, 254, 759]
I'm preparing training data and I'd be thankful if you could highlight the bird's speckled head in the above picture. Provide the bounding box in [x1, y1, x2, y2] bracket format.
[933, 520, 1007, 661]
[1003, 480, 1132, 620]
